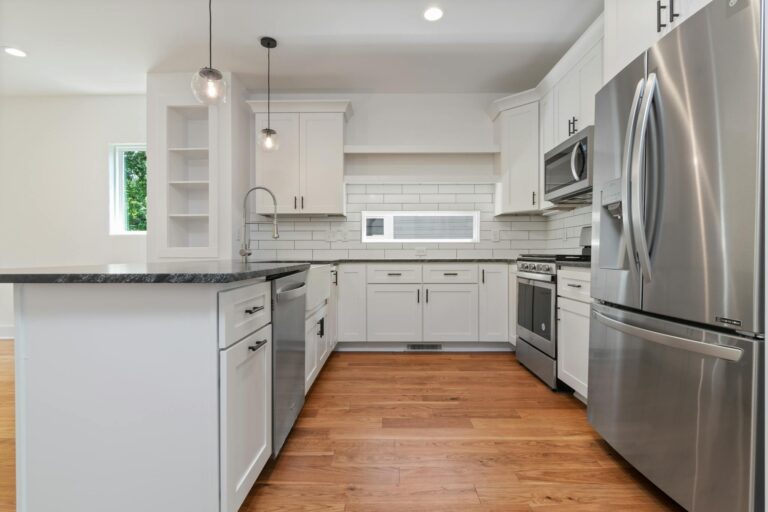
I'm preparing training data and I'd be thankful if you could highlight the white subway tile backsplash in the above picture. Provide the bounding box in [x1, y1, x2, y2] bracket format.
[246, 182, 591, 261]
[403, 184, 439, 193]
[366, 184, 402, 194]
[438, 184, 474, 193]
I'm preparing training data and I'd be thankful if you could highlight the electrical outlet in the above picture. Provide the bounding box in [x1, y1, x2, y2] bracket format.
[415, 247, 427, 257]
[492, 229, 500, 242]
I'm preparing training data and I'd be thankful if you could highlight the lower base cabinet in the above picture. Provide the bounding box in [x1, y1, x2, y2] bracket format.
[423, 284, 479, 342]
[220, 325, 272, 512]
[306, 305, 330, 394]
[367, 284, 422, 341]
[479, 264, 509, 341]
[557, 297, 590, 398]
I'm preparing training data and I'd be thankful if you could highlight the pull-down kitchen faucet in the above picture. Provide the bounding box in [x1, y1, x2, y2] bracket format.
[240, 186, 279, 263]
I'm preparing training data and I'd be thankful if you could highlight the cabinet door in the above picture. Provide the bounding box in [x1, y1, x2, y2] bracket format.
[479, 264, 509, 342]
[508, 265, 518, 346]
[305, 315, 318, 392]
[299, 113, 344, 214]
[254, 113, 300, 214]
[328, 268, 339, 348]
[555, 68, 580, 143]
[603, 0, 660, 81]
[337, 264, 367, 341]
[423, 284, 479, 342]
[220, 327, 272, 512]
[495, 102, 540, 214]
[367, 284, 422, 342]
[577, 42, 603, 129]
[538, 90, 555, 211]
[557, 297, 590, 398]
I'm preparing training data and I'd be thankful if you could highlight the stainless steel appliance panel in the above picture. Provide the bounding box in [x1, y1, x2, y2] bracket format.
[516, 338, 557, 389]
[589, 302, 758, 512]
[516, 277, 556, 357]
[639, 0, 763, 333]
[591, 53, 646, 310]
[271, 271, 307, 456]
[544, 126, 594, 203]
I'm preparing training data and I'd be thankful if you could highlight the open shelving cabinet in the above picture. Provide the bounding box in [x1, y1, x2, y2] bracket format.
[158, 102, 218, 257]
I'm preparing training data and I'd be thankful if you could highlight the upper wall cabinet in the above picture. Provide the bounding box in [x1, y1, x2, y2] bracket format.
[553, 41, 603, 145]
[248, 100, 350, 215]
[494, 102, 540, 215]
[604, 0, 712, 81]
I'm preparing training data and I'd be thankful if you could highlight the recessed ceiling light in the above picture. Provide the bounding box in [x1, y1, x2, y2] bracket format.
[423, 6, 443, 21]
[3, 47, 27, 58]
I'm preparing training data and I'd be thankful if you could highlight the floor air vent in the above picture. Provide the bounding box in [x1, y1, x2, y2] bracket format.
[406, 343, 443, 352]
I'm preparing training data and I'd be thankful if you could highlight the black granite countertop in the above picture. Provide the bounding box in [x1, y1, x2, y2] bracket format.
[256, 259, 518, 265]
[0, 261, 310, 284]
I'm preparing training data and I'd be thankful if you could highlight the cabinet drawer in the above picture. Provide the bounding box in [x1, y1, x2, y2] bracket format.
[423, 264, 478, 283]
[366, 264, 422, 284]
[557, 268, 591, 303]
[219, 282, 272, 349]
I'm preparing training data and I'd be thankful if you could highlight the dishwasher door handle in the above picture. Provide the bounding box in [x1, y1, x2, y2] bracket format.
[276, 283, 307, 302]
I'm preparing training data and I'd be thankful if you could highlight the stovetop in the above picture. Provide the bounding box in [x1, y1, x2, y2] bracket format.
[517, 254, 591, 276]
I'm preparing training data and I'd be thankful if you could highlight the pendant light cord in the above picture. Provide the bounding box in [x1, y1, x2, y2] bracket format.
[267, 47, 271, 129]
[208, 0, 213, 68]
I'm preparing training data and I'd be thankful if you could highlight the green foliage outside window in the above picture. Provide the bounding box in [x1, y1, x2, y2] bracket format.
[124, 151, 147, 231]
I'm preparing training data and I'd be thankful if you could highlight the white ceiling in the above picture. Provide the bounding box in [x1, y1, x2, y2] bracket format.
[0, 0, 603, 96]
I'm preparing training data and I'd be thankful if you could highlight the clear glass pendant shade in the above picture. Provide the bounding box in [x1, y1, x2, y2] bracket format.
[259, 128, 279, 151]
[191, 67, 227, 105]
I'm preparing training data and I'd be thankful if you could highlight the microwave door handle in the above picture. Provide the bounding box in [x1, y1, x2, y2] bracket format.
[622, 78, 645, 275]
[630, 73, 658, 283]
[570, 142, 584, 181]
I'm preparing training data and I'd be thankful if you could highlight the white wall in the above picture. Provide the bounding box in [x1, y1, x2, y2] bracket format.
[0, 95, 147, 337]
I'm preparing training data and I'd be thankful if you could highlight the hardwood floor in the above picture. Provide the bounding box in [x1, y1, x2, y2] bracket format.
[0, 343, 682, 511]
[0, 340, 14, 512]
[244, 352, 683, 512]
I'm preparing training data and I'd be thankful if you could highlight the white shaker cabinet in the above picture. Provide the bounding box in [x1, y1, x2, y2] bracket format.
[554, 41, 603, 143]
[422, 284, 479, 342]
[250, 101, 350, 215]
[508, 264, 518, 346]
[604, 0, 711, 81]
[478, 264, 509, 342]
[220, 327, 272, 512]
[337, 264, 367, 341]
[557, 298, 590, 399]
[253, 113, 301, 214]
[367, 284, 422, 342]
[495, 102, 540, 215]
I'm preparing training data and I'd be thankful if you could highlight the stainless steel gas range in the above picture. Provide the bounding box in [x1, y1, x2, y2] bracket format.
[516, 254, 589, 389]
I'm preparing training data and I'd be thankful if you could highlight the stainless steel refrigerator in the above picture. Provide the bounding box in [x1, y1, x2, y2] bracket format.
[589, 1, 764, 511]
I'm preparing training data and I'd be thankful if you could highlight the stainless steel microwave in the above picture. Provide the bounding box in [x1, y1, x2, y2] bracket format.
[543, 126, 593, 204]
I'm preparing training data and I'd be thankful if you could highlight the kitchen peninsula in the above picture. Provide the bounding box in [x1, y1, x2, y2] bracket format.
[0, 261, 309, 512]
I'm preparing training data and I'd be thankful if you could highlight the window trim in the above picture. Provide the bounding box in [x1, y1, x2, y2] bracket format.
[361, 211, 480, 244]
[109, 143, 147, 235]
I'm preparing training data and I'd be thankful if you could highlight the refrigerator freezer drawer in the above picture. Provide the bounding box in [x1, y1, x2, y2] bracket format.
[588, 303, 759, 512]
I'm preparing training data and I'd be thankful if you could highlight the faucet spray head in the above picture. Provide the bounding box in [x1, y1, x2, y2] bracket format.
[272, 219, 279, 239]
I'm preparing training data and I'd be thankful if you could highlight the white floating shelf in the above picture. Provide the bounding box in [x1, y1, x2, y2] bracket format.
[343, 145, 500, 155]
[167, 147, 209, 156]
[168, 213, 209, 218]
[168, 180, 210, 186]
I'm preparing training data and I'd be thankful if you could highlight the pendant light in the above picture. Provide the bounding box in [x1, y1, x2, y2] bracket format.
[191, 0, 227, 105]
[258, 37, 279, 152]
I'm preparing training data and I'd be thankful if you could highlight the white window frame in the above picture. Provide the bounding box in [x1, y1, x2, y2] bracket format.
[361, 211, 480, 244]
[109, 143, 147, 235]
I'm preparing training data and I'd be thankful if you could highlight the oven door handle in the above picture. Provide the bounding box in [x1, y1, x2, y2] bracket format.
[517, 271, 554, 283]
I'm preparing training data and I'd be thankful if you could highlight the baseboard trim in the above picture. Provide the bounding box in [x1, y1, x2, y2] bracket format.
[0, 325, 14, 340]
[336, 341, 515, 353]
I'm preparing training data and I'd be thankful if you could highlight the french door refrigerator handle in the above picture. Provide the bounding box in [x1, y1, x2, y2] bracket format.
[622, 78, 645, 276]
[593, 311, 743, 362]
[630, 73, 657, 282]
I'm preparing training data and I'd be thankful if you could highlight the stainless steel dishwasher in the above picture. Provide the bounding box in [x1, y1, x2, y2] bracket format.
[271, 271, 307, 456]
